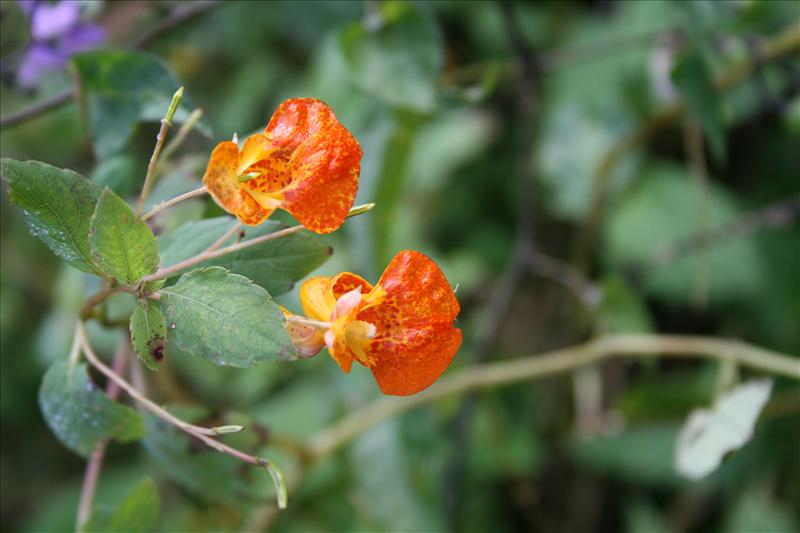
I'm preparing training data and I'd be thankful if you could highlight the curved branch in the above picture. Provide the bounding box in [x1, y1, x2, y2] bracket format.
[0, 90, 74, 129]
[307, 334, 799, 460]
[246, 333, 798, 531]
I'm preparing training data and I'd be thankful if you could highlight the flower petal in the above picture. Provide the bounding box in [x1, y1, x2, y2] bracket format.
[369, 326, 462, 396]
[372, 250, 460, 325]
[331, 272, 373, 299]
[358, 250, 462, 395]
[281, 129, 362, 233]
[237, 133, 273, 174]
[300, 276, 336, 321]
[325, 330, 354, 373]
[264, 98, 340, 153]
[202, 141, 271, 225]
[281, 308, 325, 359]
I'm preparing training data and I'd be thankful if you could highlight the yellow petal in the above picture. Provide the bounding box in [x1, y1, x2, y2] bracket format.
[300, 277, 336, 321]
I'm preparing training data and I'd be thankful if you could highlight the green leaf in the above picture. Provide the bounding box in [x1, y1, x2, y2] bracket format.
[159, 217, 331, 296]
[130, 300, 166, 371]
[90, 154, 140, 198]
[569, 423, 685, 488]
[339, 2, 443, 112]
[70, 50, 211, 159]
[1, 158, 101, 272]
[351, 420, 440, 531]
[160, 267, 296, 367]
[38, 360, 145, 457]
[675, 379, 772, 481]
[604, 164, 765, 304]
[724, 483, 798, 533]
[371, 112, 425, 268]
[89, 188, 159, 284]
[538, 103, 638, 221]
[84, 477, 160, 533]
[672, 52, 727, 160]
[595, 277, 653, 334]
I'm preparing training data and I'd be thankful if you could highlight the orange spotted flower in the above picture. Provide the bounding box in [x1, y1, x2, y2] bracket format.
[202, 98, 362, 233]
[291, 250, 462, 396]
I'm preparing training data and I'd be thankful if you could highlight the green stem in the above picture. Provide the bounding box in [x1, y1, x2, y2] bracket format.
[136, 87, 184, 216]
[140, 185, 208, 221]
[141, 203, 376, 282]
[158, 108, 204, 167]
[76, 322, 287, 509]
[307, 334, 799, 459]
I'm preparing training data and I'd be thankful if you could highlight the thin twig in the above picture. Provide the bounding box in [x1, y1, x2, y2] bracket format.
[140, 185, 207, 221]
[683, 117, 710, 309]
[77, 323, 218, 437]
[142, 224, 304, 282]
[77, 322, 286, 509]
[440, 27, 678, 87]
[246, 332, 799, 531]
[158, 108, 205, 167]
[79, 283, 125, 320]
[142, 202, 373, 281]
[67, 322, 83, 366]
[136, 87, 184, 216]
[131, 0, 221, 49]
[0, 90, 73, 129]
[205, 221, 242, 254]
[442, 3, 542, 524]
[76, 337, 129, 531]
[522, 249, 601, 307]
[644, 193, 800, 271]
[307, 334, 799, 460]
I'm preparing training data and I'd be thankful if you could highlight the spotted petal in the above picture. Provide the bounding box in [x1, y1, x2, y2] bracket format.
[264, 98, 340, 153]
[202, 141, 271, 225]
[359, 251, 461, 395]
[281, 128, 362, 233]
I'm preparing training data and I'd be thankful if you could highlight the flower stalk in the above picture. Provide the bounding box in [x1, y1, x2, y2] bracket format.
[136, 86, 184, 217]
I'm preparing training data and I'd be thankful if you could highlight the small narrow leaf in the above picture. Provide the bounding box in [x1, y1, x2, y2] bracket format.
[212, 425, 245, 435]
[84, 477, 160, 533]
[161, 267, 296, 367]
[263, 460, 288, 510]
[1, 158, 101, 272]
[675, 379, 773, 480]
[39, 360, 145, 457]
[130, 300, 167, 371]
[90, 188, 159, 284]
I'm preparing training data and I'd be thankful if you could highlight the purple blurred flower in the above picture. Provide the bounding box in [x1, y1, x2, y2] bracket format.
[17, 1, 105, 89]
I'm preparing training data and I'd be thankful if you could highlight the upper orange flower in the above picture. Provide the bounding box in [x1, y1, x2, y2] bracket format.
[298, 250, 462, 396]
[202, 98, 362, 233]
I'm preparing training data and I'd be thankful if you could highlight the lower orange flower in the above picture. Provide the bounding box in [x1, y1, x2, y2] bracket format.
[295, 250, 462, 396]
[202, 98, 362, 233]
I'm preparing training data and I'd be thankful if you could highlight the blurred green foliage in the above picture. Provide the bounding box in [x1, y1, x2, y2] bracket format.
[2, 1, 799, 532]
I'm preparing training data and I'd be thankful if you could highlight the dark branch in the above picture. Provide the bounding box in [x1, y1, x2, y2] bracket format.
[0, 1, 221, 129]
[645, 194, 800, 271]
[0, 90, 73, 129]
[443, 1, 542, 527]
